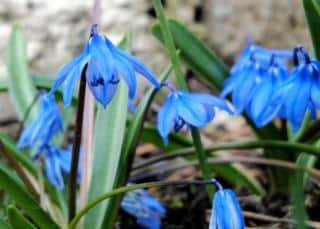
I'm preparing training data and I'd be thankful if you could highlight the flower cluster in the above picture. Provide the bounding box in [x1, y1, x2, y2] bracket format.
[121, 187, 166, 229]
[222, 43, 320, 131]
[49, 24, 160, 107]
[157, 83, 232, 143]
[17, 92, 80, 189]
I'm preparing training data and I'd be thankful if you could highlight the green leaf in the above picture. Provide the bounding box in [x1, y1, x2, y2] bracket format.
[0, 133, 36, 175]
[151, 19, 228, 89]
[102, 66, 173, 227]
[84, 80, 129, 229]
[0, 165, 59, 228]
[7, 205, 37, 229]
[303, 0, 320, 59]
[0, 218, 11, 229]
[7, 24, 38, 123]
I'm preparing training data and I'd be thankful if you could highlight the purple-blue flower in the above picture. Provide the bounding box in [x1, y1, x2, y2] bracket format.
[221, 44, 292, 114]
[209, 180, 244, 229]
[49, 24, 160, 107]
[157, 86, 232, 144]
[121, 187, 166, 229]
[17, 93, 63, 150]
[247, 54, 289, 127]
[272, 45, 319, 131]
[42, 145, 81, 190]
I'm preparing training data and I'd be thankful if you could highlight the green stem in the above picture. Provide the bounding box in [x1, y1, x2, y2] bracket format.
[152, 0, 187, 90]
[191, 128, 214, 197]
[69, 179, 215, 229]
[152, 0, 211, 196]
[133, 140, 320, 170]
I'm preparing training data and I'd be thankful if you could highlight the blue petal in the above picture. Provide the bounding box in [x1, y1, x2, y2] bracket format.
[113, 54, 137, 99]
[247, 76, 273, 126]
[176, 93, 208, 127]
[157, 94, 177, 144]
[50, 46, 90, 98]
[311, 77, 320, 108]
[136, 216, 161, 229]
[224, 190, 245, 229]
[210, 190, 231, 229]
[232, 66, 260, 114]
[89, 35, 115, 82]
[45, 150, 64, 190]
[286, 67, 312, 131]
[105, 38, 160, 88]
[184, 93, 233, 114]
[86, 60, 119, 107]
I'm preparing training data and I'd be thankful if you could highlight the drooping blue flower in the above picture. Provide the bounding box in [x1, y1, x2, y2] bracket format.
[121, 187, 166, 229]
[42, 144, 81, 190]
[17, 93, 63, 150]
[49, 24, 160, 107]
[221, 44, 292, 114]
[271, 45, 320, 131]
[157, 86, 232, 144]
[247, 54, 289, 127]
[209, 180, 244, 229]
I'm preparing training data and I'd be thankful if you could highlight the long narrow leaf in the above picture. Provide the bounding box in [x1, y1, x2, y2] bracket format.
[84, 80, 129, 229]
[7, 25, 38, 123]
[303, 0, 320, 59]
[7, 205, 37, 229]
[0, 165, 59, 228]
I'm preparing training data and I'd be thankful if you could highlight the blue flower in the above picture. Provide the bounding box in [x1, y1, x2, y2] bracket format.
[157, 87, 232, 144]
[209, 180, 244, 229]
[42, 145, 81, 190]
[49, 24, 160, 107]
[17, 93, 63, 150]
[221, 44, 292, 114]
[247, 54, 289, 127]
[272, 45, 320, 131]
[121, 187, 166, 229]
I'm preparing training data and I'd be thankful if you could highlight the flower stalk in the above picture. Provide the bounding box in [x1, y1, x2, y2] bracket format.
[152, 0, 212, 197]
[68, 66, 87, 221]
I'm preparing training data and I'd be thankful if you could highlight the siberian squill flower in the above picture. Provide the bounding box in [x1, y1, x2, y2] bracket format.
[247, 54, 289, 127]
[49, 24, 160, 107]
[272, 45, 320, 131]
[42, 145, 81, 190]
[121, 188, 166, 229]
[209, 180, 244, 229]
[221, 44, 291, 114]
[157, 84, 232, 144]
[17, 93, 63, 150]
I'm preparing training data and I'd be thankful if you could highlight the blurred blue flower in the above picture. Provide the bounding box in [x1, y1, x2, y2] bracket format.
[158, 86, 232, 144]
[49, 24, 160, 107]
[210, 180, 244, 229]
[247, 54, 289, 127]
[272, 45, 320, 131]
[221, 44, 292, 114]
[42, 145, 81, 190]
[17, 93, 63, 150]
[121, 188, 166, 229]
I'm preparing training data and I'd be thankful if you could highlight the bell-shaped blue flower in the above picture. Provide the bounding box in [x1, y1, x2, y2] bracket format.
[17, 93, 63, 150]
[221, 44, 292, 114]
[273, 45, 319, 131]
[247, 54, 289, 127]
[157, 86, 232, 144]
[209, 180, 244, 229]
[42, 145, 81, 190]
[49, 24, 160, 107]
[121, 187, 166, 229]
